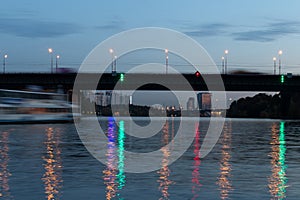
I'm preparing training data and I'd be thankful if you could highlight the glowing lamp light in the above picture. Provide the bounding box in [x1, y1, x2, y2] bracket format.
[195, 71, 201, 77]
[281, 75, 285, 83]
[120, 73, 124, 82]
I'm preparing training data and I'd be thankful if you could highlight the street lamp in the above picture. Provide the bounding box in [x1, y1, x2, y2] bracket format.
[165, 49, 168, 74]
[114, 55, 117, 73]
[109, 48, 116, 76]
[273, 57, 276, 75]
[221, 56, 225, 74]
[56, 55, 60, 73]
[48, 48, 53, 73]
[278, 50, 283, 74]
[3, 54, 7, 74]
[224, 50, 229, 74]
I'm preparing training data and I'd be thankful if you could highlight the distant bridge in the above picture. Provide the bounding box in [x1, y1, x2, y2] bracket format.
[1, 72, 299, 118]
[0, 73, 299, 92]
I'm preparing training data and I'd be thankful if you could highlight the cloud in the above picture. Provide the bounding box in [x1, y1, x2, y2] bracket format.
[232, 20, 300, 42]
[95, 19, 124, 30]
[184, 23, 231, 37]
[183, 19, 300, 42]
[0, 17, 82, 38]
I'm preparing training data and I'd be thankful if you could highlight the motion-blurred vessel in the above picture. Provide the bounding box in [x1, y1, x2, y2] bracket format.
[0, 89, 78, 123]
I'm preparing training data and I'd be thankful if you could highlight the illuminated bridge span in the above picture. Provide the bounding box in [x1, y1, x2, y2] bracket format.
[0, 73, 298, 92]
[1, 73, 298, 118]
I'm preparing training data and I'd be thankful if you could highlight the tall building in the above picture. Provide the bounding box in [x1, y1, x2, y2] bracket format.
[197, 92, 212, 110]
[106, 91, 112, 105]
[187, 97, 195, 111]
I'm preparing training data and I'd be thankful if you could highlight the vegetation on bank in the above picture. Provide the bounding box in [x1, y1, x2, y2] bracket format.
[227, 93, 281, 118]
[226, 93, 297, 119]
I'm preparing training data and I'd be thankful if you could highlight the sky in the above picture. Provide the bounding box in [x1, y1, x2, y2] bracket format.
[1, 0, 300, 74]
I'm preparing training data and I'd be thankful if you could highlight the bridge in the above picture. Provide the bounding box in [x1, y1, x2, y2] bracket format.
[1, 72, 299, 118]
[0, 73, 298, 92]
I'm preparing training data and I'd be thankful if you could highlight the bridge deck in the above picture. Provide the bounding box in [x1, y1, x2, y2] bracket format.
[0, 73, 298, 91]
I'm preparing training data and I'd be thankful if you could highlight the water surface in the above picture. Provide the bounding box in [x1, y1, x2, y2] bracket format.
[0, 118, 299, 199]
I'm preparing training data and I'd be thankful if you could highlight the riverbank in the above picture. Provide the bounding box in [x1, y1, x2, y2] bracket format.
[227, 93, 300, 119]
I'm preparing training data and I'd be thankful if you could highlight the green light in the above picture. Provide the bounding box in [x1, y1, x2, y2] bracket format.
[117, 120, 126, 190]
[120, 73, 124, 82]
[280, 75, 285, 83]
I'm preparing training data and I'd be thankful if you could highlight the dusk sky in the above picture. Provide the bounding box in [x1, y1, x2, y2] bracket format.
[1, 0, 300, 74]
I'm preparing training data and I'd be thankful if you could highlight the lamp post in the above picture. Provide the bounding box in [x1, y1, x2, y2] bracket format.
[3, 54, 7, 74]
[114, 55, 117, 73]
[48, 48, 53, 73]
[109, 48, 116, 76]
[221, 56, 225, 74]
[278, 50, 282, 75]
[165, 49, 168, 74]
[56, 55, 60, 73]
[273, 57, 276, 75]
[224, 50, 229, 74]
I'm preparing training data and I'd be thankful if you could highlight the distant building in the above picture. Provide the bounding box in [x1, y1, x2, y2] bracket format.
[106, 91, 112, 105]
[95, 91, 103, 105]
[85, 90, 130, 106]
[187, 97, 195, 111]
[197, 92, 212, 110]
[111, 91, 130, 105]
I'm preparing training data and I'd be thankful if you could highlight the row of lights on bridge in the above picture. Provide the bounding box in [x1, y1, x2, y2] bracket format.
[2, 48, 60, 74]
[1, 47, 286, 76]
[109, 48, 285, 74]
[116, 69, 285, 84]
[221, 49, 284, 75]
[109, 48, 287, 84]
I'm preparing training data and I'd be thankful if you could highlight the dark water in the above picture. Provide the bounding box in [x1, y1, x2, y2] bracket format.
[0, 118, 299, 199]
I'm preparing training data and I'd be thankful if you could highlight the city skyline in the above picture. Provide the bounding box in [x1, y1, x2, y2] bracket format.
[1, 1, 300, 74]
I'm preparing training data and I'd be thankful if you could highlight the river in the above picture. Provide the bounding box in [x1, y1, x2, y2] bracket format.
[0, 117, 299, 199]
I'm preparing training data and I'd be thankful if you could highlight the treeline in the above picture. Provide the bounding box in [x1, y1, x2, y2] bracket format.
[227, 93, 281, 118]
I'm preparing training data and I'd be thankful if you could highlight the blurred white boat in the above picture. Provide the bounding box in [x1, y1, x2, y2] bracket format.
[0, 89, 79, 123]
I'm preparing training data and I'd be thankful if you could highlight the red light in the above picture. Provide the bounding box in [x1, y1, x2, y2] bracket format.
[195, 71, 201, 77]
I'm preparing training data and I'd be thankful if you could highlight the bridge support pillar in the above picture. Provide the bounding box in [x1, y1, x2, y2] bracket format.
[280, 91, 291, 118]
[280, 91, 300, 119]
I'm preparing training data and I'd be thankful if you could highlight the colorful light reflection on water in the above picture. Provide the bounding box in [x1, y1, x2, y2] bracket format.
[103, 117, 118, 200]
[103, 118, 127, 200]
[0, 130, 12, 199]
[191, 122, 201, 200]
[269, 121, 287, 199]
[42, 127, 63, 200]
[117, 120, 126, 198]
[216, 121, 233, 199]
[157, 119, 175, 200]
[0, 118, 297, 199]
